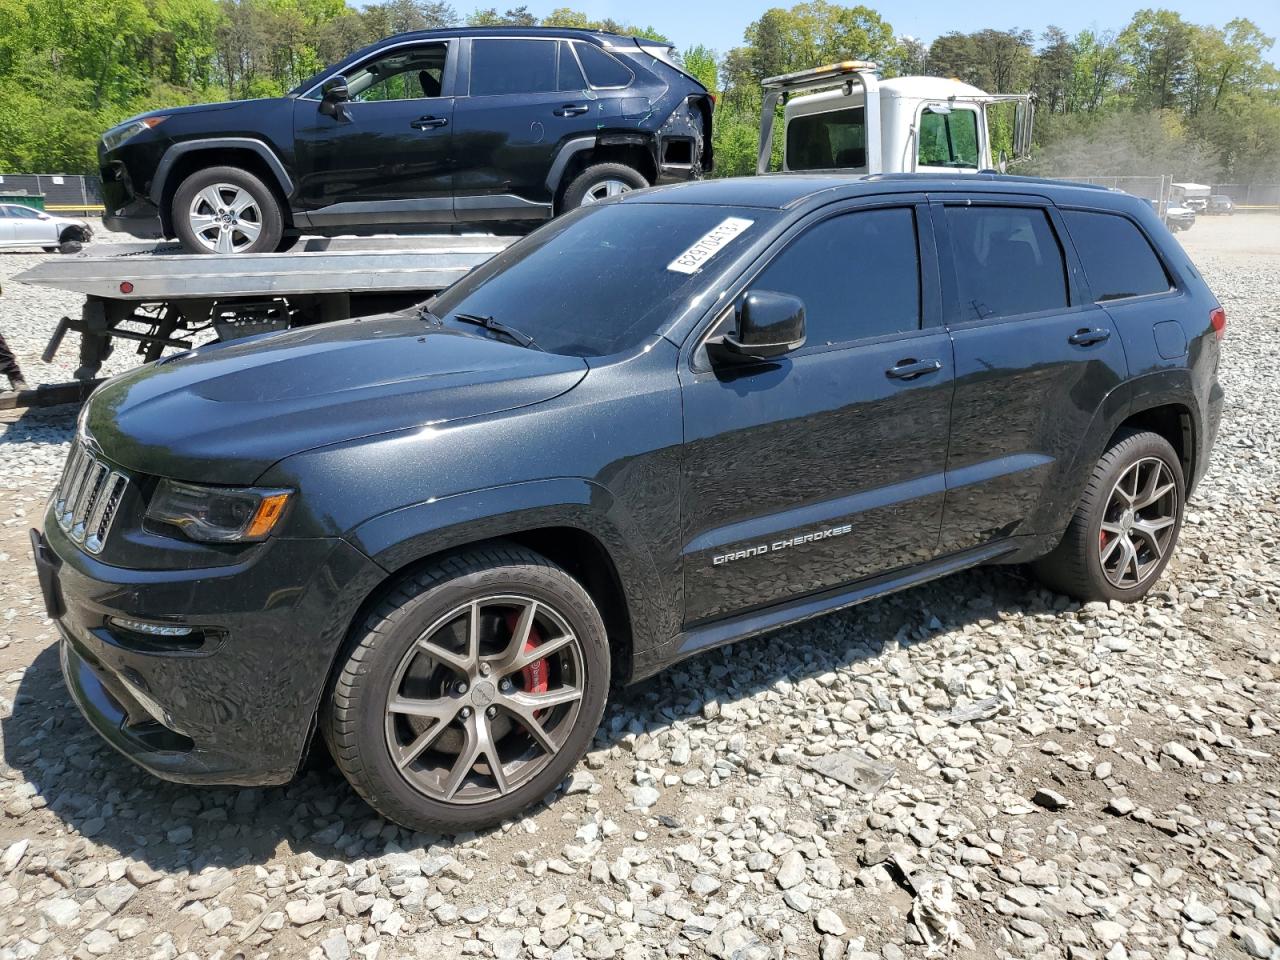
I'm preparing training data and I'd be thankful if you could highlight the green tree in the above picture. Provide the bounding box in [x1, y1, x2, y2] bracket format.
[468, 5, 535, 26]
[682, 44, 719, 92]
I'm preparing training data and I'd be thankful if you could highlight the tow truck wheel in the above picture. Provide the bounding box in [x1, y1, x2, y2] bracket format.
[561, 163, 648, 211]
[323, 544, 610, 833]
[173, 165, 283, 255]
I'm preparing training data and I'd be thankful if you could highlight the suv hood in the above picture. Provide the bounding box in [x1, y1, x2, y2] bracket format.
[84, 312, 588, 484]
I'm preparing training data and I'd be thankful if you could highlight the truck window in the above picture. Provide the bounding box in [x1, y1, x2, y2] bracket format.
[348, 44, 448, 102]
[752, 207, 920, 345]
[1062, 210, 1172, 302]
[918, 108, 979, 169]
[945, 206, 1068, 321]
[786, 108, 866, 171]
[471, 39, 557, 96]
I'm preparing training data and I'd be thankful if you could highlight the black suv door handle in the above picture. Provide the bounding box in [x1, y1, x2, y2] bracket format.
[553, 104, 590, 117]
[885, 358, 943, 381]
[1068, 327, 1111, 346]
[410, 115, 449, 130]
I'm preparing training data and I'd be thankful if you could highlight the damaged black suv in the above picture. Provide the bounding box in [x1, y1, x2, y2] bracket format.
[98, 26, 713, 253]
[34, 175, 1223, 833]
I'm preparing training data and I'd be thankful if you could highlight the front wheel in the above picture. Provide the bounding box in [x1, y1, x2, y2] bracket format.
[172, 165, 283, 255]
[1034, 429, 1185, 602]
[323, 545, 610, 833]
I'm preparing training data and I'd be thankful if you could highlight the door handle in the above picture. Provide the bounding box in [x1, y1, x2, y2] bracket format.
[410, 115, 448, 130]
[553, 104, 590, 117]
[885, 358, 943, 381]
[1068, 327, 1111, 346]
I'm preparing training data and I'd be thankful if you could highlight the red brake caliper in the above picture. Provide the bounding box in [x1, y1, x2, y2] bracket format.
[504, 612, 549, 713]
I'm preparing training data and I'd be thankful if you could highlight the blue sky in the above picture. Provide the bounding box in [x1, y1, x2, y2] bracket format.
[494, 1, 1280, 64]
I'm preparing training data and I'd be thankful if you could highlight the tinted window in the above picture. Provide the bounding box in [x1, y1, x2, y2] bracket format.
[573, 42, 633, 88]
[558, 41, 587, 90]
[349, 44, 447, 101]
[918, 108, 979, 168]
[471, 39, 557, 96]
[787, 108, 866, 171]
[1063, 210, 1171, 301]
[429, 204, 774, 357]
[946, 206, 1068, 321]
[752, 208, 921, 346]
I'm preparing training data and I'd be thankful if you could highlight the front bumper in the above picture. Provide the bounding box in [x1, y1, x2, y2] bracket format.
[34, 519, 384, 786]
[102, 198, 163, 239]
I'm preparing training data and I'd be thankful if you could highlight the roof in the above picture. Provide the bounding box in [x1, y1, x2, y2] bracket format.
[624, 173, 1119, 211]
[373, 26, 651, 44]
[878, 76, 988, 98]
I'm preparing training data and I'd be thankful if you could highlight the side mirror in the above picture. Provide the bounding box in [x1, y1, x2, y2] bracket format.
[319, 74, 350, 116]
[709, 290, 806, 365]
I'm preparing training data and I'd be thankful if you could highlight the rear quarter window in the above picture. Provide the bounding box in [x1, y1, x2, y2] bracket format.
[573, 42, 633, 88]
[1063, 209, 1173, 302]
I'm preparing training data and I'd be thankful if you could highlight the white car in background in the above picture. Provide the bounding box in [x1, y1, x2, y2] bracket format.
[0, 204, 92, 253]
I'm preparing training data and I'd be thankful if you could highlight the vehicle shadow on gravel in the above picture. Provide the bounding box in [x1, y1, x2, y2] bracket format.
[1, 558, 1050, 874]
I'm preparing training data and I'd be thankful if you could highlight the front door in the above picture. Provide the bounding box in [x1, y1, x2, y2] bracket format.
[451, 38, 618, 219]
[293, 41, 456, 226]
[0, 207, 15, 246]
[9, 206, 56, 246]
[679, 200, 955, 623]
[933, 198, 1130, 553]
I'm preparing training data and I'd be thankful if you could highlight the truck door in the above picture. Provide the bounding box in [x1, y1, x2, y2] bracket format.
[679, 197, 954, 623]
[932, 196, 1130, 553]
[293, 40, 456, 226]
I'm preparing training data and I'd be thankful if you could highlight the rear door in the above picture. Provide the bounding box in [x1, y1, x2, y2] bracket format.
[679, 197, 955, 623]
[933, 195, 1129, 553]
[9, 205, 56, 246]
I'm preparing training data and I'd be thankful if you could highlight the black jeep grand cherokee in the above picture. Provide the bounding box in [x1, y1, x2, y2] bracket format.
[99, 26, 713, 254]
[34, 175, 1224, 832]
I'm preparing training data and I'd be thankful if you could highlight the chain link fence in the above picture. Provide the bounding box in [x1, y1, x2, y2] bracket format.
[1057, 175, 1280, 213]
[0, 174, 103, 213]
[1206, 183, 1280, 210]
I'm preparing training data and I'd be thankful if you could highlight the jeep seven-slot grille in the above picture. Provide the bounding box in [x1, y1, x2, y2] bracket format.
[55, 442, 129, 555]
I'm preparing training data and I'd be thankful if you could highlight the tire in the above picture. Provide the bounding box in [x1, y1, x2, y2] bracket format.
[561, 163, 648, 211]
[323, 544, 610, 833]
[1034, 429, 1185, 603]
[58, 240, 82, 255]
[42, 246, 57, 253]
[172, 165, 283, 255]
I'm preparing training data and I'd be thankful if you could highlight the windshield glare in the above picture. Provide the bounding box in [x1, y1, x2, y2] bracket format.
[428, 203, 773, 357]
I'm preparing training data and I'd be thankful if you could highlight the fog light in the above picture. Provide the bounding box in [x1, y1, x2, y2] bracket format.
[109, 618, 193, 637]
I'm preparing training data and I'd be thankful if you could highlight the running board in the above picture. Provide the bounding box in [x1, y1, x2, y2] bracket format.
[664, 541, 1016, 669]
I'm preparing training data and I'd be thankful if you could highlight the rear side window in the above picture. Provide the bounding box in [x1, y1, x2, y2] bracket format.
[558, 41, 587, 90]
[471, 39, 557, 96]
[573, 42, 633, 88]
[1062, 210, 1172, 302]
[787, 108, 866, 171]
[945, 206, 1068, 321]
[752, 207, 921, 346]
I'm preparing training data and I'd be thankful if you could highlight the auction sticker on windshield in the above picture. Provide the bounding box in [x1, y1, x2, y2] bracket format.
[667, 217, 754, 274]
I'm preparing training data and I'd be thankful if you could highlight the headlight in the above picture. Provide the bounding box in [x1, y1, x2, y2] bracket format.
[101, 116, 169, 152]
[145, 480, 292, 543]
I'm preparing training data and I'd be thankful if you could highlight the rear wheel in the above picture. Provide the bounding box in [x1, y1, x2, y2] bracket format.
[561, 163, 648, 211]
[323, 545, 610, 833]
[173, 165, 283, 255]
[1034, 429, 1185, 602]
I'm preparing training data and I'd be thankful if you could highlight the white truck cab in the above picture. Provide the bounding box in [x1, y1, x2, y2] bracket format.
[757, 61, 1034, 176]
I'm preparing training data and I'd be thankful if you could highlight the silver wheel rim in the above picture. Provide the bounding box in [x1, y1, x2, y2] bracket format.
[383, 595, 585, 805]
[1098, 457, 1178, 589]
[581, 179, 632, 204]
[188, 183, 264, 254]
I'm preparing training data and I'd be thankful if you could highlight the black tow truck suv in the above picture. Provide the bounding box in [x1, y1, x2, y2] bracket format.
[33, 174, 1224, 832]
[98, 26, 713, 254]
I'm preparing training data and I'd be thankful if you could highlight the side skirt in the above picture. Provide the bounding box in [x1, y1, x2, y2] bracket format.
[632, 540, 1018, 682]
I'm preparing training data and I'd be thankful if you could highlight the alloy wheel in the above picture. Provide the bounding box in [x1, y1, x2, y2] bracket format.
[383, 595, 585, 805]
[1098, 457, 1179, 589]
[581, 179, 633, 204]
[188, 184, 264, 254]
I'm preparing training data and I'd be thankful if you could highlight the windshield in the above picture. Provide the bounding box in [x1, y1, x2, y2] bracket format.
[428, 203, 773, 357]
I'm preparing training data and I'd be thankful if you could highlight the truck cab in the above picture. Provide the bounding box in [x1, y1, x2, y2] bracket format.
[757, 61, 1034, 176]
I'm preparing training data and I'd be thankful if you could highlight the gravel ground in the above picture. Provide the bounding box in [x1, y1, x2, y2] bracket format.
[0, 216, 1277, 960]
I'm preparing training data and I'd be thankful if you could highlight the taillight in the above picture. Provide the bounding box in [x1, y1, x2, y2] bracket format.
[1210, 306, 1226, 340]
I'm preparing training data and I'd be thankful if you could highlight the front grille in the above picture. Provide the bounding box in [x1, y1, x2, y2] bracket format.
[55, 441, 129, 555]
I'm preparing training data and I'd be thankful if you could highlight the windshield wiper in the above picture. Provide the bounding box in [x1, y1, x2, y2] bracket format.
[450, 312, 543, 351]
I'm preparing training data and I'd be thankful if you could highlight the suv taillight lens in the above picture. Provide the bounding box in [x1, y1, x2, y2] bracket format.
[1210, 307, 1226, 340]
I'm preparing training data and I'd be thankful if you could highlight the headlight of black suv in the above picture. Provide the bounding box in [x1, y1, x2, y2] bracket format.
[101, 116, 169, 152]
[145, 480, 292, 543]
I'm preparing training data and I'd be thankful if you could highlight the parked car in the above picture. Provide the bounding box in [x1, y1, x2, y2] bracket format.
[34, 174, 1224, 832]
[1207, 195, 1235, 215]
[0, 204, 92, 253]
[1165, 203, 1196, 232]
[98, 27, 714, 254]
